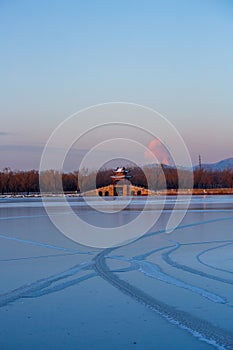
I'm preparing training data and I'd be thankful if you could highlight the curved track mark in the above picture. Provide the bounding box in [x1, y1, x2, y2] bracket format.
[94, 249, 233, 350]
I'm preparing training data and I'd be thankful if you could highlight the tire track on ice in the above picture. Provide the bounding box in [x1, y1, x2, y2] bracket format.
[94, 248, 233, 350]
[0, 233, 93, 254]
[197, 242, 233, 275]
[0, 261, 95, 307]
[162, 242, 233, 286]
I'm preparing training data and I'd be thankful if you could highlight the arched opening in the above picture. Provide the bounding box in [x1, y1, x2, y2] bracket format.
[137, 190, 141, 196]
[105, 191, 109, 196]
[98, 191, 103, 196]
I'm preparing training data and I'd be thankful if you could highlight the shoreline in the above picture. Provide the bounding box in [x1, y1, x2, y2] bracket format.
[1, 188, 233, 198]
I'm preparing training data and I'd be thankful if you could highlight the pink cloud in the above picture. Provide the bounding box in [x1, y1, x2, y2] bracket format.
[144, 139, 171, 165]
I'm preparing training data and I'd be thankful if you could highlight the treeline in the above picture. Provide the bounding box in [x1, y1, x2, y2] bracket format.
[0, 168, 79, 195]
[0, 168, 40, 195]
[95, 166, 233, 191]
[0, 167, 233, 194]
[194, 168, 233, 189]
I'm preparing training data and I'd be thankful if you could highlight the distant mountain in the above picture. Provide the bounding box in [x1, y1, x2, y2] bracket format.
[195, 157, 233, 171]
[99, 158, 233, 172]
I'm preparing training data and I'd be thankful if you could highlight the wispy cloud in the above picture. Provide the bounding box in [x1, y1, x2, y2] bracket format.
[0, 132, 11, 136]
[0, 145, 43, 152]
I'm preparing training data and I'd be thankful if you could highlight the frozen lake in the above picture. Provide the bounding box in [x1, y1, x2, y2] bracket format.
[1, 195, 233, 349]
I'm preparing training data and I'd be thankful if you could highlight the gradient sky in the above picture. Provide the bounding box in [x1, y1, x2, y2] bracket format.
[1, 0, 233, 170]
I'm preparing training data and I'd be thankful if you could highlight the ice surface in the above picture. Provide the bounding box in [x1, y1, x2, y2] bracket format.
[1, 195, 233, 349]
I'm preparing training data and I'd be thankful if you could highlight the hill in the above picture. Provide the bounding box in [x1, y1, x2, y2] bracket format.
[196, 157, 233, 171]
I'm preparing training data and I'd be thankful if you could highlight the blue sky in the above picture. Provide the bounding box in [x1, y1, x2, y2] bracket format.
[1, 0, 233, 169]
